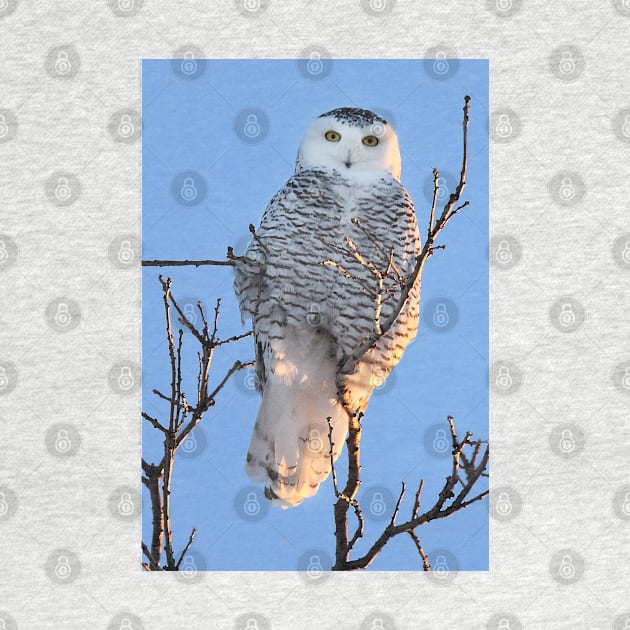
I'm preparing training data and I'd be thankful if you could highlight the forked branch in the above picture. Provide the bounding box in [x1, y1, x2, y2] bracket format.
[327, 96, 487, 571]
[331, 416, 488, 571]
[141, 276, 253, 570]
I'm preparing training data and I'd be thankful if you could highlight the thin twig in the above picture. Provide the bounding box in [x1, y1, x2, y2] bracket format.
[142, 259, 234, 267]
[334, 415, 488, 571]
[142, 412, 167, 433]
[408, 530, 431, 571]
[175, 528, 197, 570]
[338, 95, 471, 374]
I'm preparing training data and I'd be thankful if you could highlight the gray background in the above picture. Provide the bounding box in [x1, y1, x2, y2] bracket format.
[1, 1, 629, 629]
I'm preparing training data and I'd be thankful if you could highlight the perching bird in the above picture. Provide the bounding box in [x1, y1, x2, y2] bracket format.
[234, 107, 421, 508]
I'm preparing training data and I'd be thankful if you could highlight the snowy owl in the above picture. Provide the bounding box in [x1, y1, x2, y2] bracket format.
[234, 107, 421, 508]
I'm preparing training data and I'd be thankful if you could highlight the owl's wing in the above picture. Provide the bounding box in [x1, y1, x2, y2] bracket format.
[324, 178, 421, 412]
[233, 179, 297, 391]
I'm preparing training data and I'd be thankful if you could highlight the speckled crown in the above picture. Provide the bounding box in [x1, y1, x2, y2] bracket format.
[318, 107, 387, 127]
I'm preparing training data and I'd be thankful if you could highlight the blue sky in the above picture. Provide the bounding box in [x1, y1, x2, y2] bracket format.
[142, 58, 488, 571]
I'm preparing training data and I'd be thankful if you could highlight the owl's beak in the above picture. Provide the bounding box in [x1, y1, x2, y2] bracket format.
[344, 150, 352, 168]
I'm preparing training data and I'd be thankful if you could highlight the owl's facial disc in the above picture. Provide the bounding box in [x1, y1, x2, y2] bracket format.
[297, 108, 402, 179]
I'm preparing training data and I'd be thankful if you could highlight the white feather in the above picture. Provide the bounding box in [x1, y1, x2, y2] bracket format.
[246, 326, 349, 508]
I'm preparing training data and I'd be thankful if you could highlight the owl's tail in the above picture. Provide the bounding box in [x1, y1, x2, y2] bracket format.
[245, 329, 352, 508]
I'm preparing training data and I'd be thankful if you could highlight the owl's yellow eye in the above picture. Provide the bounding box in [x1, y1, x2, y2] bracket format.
[362, 135, 379, 147]
[325, 130, 341, 142]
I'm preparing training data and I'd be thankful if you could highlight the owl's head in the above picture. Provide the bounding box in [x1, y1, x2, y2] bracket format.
[296, 107, 402, 180]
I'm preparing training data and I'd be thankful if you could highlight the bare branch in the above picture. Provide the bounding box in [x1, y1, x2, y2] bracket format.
[390, 482, 406, 527]
[142, 259, 234, 267]
[408, 530, 431, 571]
[175, 528, 197, 570]
[142, 412, 167, 433]
[227, 246, 264, 271]
[428, 168, 439, 238]
[333, 415, 488, 571]
[142, 542, 162, 571]
[332, 413, 363, 569]
[142, 276, 254, 571]
[336, 95, 471, 375]
[327, 417, 340, 498]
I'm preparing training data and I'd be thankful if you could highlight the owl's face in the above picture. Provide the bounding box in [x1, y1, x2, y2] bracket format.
[296, 107, 402, 180]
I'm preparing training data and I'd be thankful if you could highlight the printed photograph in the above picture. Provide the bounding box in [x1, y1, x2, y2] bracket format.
[141, 57, 489, 572]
